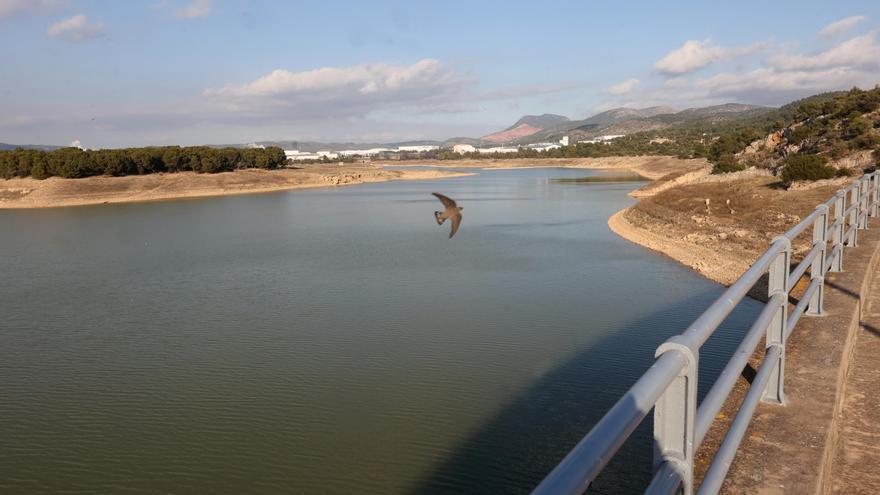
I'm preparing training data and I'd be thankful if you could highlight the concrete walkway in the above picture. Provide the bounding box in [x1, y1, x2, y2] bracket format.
[828, 260, 880, 494]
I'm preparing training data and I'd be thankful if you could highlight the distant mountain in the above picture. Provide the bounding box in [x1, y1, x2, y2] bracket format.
[579, 106, 676, 126]
[507, 114, 570, 130]
[0, 143, 61, 151]
[481, 113, 570, 144]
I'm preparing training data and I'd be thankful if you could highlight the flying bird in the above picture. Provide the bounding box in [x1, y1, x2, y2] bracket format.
[432, 192, 463, 239]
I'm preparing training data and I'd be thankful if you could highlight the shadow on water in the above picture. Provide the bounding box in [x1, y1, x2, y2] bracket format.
[408, 292, 760, 495]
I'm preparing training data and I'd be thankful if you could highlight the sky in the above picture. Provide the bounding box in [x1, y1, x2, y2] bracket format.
[2, 0, 880, 148]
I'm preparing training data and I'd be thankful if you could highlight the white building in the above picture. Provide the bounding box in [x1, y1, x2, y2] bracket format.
[527, 142, 562, 152]
[284, 150, 323, 161]
[338, 148, 393, 157]
[317, 151, 339, 159]
[477, 146, 519, 154]
[453, 144, 476, 154]
[559, 136, 570, 146]
[398, 145, 439, 152]
[578, 134, 626, 144]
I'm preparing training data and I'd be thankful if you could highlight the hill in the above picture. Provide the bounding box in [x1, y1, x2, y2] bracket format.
[481, 113, 569, 144]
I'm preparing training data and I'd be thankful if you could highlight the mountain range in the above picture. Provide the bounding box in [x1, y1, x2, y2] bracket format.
[1, 102, 773, 152]
[475, 103, 771, 145]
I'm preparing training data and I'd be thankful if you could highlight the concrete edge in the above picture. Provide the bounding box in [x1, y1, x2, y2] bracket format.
[817, 230, 880, 494]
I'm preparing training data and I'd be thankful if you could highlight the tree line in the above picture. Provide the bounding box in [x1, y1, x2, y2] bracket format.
[0, 146, 288, 180]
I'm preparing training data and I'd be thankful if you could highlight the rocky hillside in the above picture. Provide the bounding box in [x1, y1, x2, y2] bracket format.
[712, 87, 880, 178]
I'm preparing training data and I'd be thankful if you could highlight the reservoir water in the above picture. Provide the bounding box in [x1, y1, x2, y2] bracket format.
[0, 167, 761, 494]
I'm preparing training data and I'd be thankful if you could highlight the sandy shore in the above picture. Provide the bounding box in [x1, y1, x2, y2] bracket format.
[0, 165, 473, 209]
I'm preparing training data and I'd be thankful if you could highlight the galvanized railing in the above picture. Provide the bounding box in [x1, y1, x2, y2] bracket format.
[533, 172, 880, 495]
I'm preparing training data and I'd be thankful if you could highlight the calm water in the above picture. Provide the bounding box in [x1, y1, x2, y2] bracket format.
[0, 168, 760, 494]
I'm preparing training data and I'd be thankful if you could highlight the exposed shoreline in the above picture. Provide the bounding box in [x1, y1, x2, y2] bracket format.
[606, 170, 852, 286]
[0, 166, 474, 209]
[0, 155, 704, 210]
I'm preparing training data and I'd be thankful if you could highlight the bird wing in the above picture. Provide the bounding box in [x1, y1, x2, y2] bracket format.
[448, 212, 462, 239]
[432, 192, 456, 208]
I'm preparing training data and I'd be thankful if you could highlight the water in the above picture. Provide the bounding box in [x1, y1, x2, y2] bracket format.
[0, 167, 761, 494]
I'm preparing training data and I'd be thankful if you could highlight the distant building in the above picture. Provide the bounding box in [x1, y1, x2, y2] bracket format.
[527, 142, 562, 152]
[578, 134, 626, 144]
[338, 148, 392, 157]
[398, 145, 439, 152]
[317, 151, 339, 159]
[245, 143, 266, 149]
[453, 144, 476, 154]
[559, 136, 570, 146]
[284, 150, 322, 161]
[476, 146, 519, 154]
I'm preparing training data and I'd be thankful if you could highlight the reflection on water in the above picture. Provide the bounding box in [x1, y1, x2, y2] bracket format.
[0, 168, 760, 494]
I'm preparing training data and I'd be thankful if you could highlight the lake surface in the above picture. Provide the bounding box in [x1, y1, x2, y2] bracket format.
[0, 167, 761, 494]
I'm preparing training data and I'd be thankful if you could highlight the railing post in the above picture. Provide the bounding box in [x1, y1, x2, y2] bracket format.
[653, 338, 698, 495]
[847, 185, 859, 246]
[808, 205, 828, 315]
[830, 190, 845, 272]
[762, 236, 790, 405]
[858, 177, 869, 230]
[871, 172, 880, 218]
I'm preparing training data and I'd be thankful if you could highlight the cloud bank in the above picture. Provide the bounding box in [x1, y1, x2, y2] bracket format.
[203, 59, 472, 118]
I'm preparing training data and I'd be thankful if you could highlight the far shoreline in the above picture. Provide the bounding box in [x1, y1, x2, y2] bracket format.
[0, 155, 705, 210]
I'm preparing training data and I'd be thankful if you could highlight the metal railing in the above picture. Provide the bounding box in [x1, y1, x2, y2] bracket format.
[533, 171, 880, 495]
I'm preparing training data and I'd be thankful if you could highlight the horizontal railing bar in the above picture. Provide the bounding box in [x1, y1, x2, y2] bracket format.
[785, 277, 821, 341]
[823, 196, 838, 209]
[787, 243, 822, 289]
[644, 461, 684, 495]
[696, 345, 783, 495]
[694, 293, 783, 446]
[676, 239, 786, 350]
[784, 208, 821, 241]
[531, 351, 688, 495]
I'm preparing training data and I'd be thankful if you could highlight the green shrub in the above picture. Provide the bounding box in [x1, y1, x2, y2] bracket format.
[781, 154, 835, 184]
[835, 167, 854, 177]
[711, 154, 746, 174]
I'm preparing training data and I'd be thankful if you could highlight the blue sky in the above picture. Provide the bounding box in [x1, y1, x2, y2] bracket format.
[2, 0, 880, 148]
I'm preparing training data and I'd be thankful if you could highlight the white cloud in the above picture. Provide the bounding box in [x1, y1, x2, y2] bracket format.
[770, 32, 880, 71]
[654, 39, 767, 75]
[819, 15, 866, 38]
[46, 14, 105, 42]
[654, 40, 725, 75]
[0, 0, 61, 19]
[176, 0, 212, 19]
[608, 78, 640, 95]
[203, 59, 472, 118]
